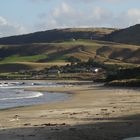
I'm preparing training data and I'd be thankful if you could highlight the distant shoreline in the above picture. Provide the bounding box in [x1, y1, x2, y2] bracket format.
[105, 79, 140, 88]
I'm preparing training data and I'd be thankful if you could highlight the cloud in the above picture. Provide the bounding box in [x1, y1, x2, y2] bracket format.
[28, 0, 139, 3]
[112, 9, 140, 28]
[0, 1, 139, 37]
[35, 2, 140, 31]
[0, 16, 27, 37]
[35, 3, 113, 30]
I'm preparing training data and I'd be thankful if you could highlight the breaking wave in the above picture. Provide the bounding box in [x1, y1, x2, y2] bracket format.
[0, 91, 43, 101]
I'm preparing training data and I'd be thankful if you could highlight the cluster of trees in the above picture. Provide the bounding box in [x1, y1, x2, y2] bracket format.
[15, 57, 122, 80]
[42, 57, 124, 75]
[66, 56, 81, 63]
[44, 57, 105, 74]
[106, 66, 140, 81]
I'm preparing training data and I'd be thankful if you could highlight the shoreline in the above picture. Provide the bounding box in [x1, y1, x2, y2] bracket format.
[0, 81, 140, 139]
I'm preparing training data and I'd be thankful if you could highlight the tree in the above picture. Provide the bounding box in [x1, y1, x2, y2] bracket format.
[67, 56, 81, 63]
[87, 57, 94, 66]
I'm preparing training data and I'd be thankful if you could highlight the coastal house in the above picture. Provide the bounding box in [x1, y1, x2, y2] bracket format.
[48, 69, 60, 74]
[89, 68, 102, 73]
[48, 69, 61, 77]
[76, 68, 88, 73]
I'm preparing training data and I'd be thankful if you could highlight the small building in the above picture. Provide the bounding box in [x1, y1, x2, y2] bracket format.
[72, 38, 76, 41]
[48, 69, 61, 74]
[89, 68, 102, 73]
[76, 68, 88, 73]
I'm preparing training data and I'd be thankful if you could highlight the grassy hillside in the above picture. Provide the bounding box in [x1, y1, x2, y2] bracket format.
[0, 39, 140, 66]
[0, 28, 115, 45]
[0, 62, 69, 73]
[103, 24, 140, 45]
[0, 26, 140, 80]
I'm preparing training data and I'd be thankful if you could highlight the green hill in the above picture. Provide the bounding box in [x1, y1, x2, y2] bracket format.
[0, 28, 115, 45]
[103, 24, 140, 45]
[0, 39, 139, 64]
[0, 26, 140, 73]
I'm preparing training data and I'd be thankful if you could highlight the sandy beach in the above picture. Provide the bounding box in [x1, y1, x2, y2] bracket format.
[0, 81, 140, 140]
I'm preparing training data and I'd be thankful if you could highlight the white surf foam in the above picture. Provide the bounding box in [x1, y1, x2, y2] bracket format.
[0, 92, 43, 101]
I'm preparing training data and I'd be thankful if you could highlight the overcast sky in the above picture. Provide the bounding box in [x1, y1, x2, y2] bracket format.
[0, 0, 140, 37]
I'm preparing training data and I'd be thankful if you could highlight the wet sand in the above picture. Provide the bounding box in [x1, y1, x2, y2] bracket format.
[0, 81, 140, 140]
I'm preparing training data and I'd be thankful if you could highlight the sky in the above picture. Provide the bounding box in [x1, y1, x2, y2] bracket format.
[0, 0, 140, 37]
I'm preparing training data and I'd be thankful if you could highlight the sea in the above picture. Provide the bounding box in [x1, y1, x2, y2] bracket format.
[0, 81, 72, 109]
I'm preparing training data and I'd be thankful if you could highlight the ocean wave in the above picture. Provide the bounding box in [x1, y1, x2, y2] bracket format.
[0, 84, 64, 89]
[0, 92, 43, 101]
